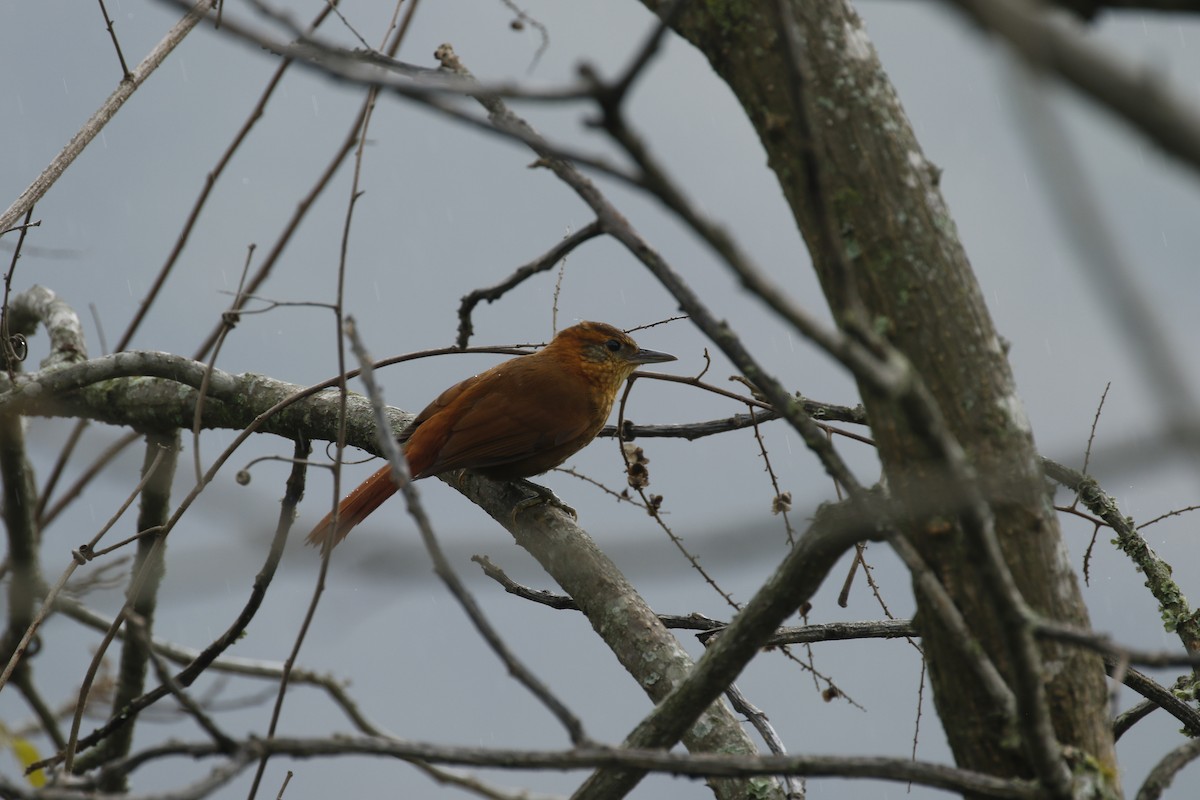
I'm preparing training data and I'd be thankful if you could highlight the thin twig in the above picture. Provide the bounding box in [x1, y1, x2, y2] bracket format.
[498, 0, 550, 72]
[457, 221, 604, 347]
[37, 0, 342, 537]
[1, 208, 36, 378]
[0, 0, 217, 235]
[117, 1, 341, 356]
[747, 407, 796, 544]
[723, 683, 804, 799]
[1138, 504, 1200, 531]
[40, 432, 140, 528]
[128, 612, 237, 753]
[615, 376, 738, 608]
[1080, 382, 1110, 477]
[63, 734, 1048, 800]
[246, 439, 320, 800]
[29, 420, 312, 773]
[54, 593, 394, 738]
[96, 0, 133, 79]
[248, 8, 411, 793]
[1043, 458, 1200, 656]
[194, 244, 254, 484]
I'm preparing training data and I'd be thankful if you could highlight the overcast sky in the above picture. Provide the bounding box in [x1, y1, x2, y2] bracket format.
[3, 2, 1200, 798]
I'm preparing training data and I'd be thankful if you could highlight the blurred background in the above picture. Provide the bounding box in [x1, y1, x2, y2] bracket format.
[3, 0, 1199, 797]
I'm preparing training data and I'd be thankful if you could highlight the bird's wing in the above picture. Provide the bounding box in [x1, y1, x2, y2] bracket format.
[404, 363, 596, 477]
[399, 372, 482, 444]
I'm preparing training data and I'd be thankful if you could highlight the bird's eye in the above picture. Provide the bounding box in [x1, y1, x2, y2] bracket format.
[605, 339, 622, 352]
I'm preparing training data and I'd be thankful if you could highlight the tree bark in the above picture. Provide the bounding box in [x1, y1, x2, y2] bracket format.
[645, 0, 1118, 791]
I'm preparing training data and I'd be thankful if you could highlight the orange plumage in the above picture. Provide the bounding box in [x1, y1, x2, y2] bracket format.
[306, 321, 676, 548]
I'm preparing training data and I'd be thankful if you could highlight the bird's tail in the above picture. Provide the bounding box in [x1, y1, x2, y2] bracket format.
[305, 463, 397, 549]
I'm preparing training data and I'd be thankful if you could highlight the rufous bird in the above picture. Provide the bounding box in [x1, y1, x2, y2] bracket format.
[306, 321, 676, 548]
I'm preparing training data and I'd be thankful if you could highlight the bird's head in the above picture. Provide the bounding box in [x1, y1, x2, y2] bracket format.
[545, 321, 676, 392]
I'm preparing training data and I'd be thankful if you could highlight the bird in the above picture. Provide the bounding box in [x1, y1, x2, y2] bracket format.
[306, 321, 677, 548]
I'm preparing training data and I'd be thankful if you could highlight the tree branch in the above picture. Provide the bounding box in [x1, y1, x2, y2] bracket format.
[941, 0, 1200, 175]
[80, 735, 1045, 800]
[0, 1, 217, 236]
[572, 497, 884, 800]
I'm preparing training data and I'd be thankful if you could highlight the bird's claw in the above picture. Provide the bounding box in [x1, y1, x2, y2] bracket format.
[511, 480, 577, 524]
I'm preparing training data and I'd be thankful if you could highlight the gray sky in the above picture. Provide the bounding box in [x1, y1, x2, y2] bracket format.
[3, 1, 1200, 797]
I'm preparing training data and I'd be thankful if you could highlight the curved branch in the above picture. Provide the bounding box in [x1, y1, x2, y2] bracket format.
[457, 221, 605, 347]
[1136, 736, 1200, 800]
[7, 285, 88, 370]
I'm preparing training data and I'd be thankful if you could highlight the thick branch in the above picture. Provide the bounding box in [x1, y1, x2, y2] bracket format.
[642, 1, 1117, 790]
[453, 467, 784, 800]
[572, 497, 884, 800]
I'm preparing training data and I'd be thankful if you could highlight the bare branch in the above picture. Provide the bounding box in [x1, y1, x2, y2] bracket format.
[29, 432, 310, 774]
[941, 0, 1200, 176]
[116, 1, 341, 355]
[0, 0, 217, 236]
[88, 735, 1044, 800]
[457, 221, 605, 348]
[1136, 736, 1200, 800]
[573, 498, 882, 800]
[1113, 668, 1200, 740]
[722, 683, 804, 799]
[1043, 458, 1200, 656]
[95, 0, 133, 80]
[56, 594, 393, 737]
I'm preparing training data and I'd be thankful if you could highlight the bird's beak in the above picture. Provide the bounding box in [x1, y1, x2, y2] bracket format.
[630, 347, 677, 365]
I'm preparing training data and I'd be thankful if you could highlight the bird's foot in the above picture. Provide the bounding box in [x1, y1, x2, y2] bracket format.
[512, 480, 577, 523]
